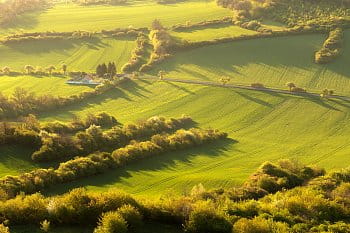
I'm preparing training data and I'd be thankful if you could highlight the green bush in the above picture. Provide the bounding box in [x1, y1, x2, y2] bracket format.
[94, 211, 128, 233]
[117, 204, 143, 230]
[185, 206, 232, 233]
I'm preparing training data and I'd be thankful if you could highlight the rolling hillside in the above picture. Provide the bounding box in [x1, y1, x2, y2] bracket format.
[38, 79, 350, 197]
[154, 31, 350, 95]
[0, 0, 232, 36]
[0, 37, 135, 72]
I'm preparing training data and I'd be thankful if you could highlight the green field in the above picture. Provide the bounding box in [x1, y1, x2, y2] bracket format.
[0, 75, 93, 96]
[171, 24, 258, 42]
[0, 37, 135, 72]
[0, 0, 231, 36]
[36, 79, 350, 197]
[154, 31, 350, 95]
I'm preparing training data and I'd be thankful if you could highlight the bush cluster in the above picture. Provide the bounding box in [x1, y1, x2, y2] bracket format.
[315, 28, 343, 64]
[33, 115, 193, 162]
[0, 127, 227, 198]
[121, 34, 150, 73]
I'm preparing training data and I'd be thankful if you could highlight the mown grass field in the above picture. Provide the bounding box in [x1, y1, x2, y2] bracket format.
[0, 37, 135, 72]
[171, 24, 258, 42]
[0, 75, 93, 96]
[37, 79, 350, 197]
[0, 0, 231, 36]
[153, 31, 350, 96]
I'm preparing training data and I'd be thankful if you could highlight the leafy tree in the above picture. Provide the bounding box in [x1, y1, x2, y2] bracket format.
[24, 65, 34, 74]
[286, 82, 296, 91]
[62, 64, 68, 75]
[46, 65, 56, 75]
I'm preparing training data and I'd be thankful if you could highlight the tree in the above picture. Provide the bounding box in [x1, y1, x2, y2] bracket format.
[2, 67, 10, 75]
[62, 64, 67, 75]
[286, 82, 296, 91]
[24, 65, 34, 74]
[101, 63, 108, 77]
[158, 70, 165, 80]
[151, 19, 164, 30]
[46, 65, 56, 75]
[107, 62, 116, 78]
[321, 89, 335, 98]
[220, 77, 231, 86]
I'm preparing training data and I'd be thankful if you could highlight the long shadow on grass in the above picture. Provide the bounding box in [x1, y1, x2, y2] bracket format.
[43, 138, 236, 196]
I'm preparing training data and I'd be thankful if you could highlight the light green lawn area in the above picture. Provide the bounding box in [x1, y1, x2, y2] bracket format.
[171, 24, 258, 42]
[0, 75, 92, 96]
[0, 0, 232, 35]
[154, 31, 350, 95]
[39, 79, 350, 197]
[0, 146, 39, 177]
[0, 37, 135, 72]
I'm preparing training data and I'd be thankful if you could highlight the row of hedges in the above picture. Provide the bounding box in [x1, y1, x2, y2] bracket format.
[121, 34, 150, 73]
[315, 28, 344, 64]
[0, 127, 227, 199]
[0, 78, 126, 119]
[0, 160, 349, 232]
[32, 115, 193, 162]
[171, 17, 233, 31]
[1, 31, 94, 44]
[139, 20, 177, 72]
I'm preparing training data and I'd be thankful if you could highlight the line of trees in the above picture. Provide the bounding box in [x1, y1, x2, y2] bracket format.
[0, 127, 227, 199]
[0, 160, 349, 232]
[96, 62, 117, 77]
[121, 34, 149, 73]
[315, 28, 344, 64]
[32, 115, 193, 162]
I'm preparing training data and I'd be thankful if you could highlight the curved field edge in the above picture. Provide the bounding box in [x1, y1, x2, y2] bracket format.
[38, 79, 350, 197]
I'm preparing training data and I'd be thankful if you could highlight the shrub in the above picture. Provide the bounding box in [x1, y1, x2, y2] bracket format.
[117, 204, 143, 230]
[94, 212, 127, 233]
[185, 206, 232, 233]
[233, 217, 289, 233]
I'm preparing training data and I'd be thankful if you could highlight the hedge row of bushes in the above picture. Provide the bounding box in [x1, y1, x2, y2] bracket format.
[315, 28, 344, 64]
[0, 78, 125, 119]
[121, 34, 150, 73]
[1, 31, 94, 44]
[0, 127, 227, 199]
[32, 115, 193, 162]
[0, 160, 349, 232]
[171, 17, 232, 31]
[101, 27, 148, 36]
[139, 20, 177, 72]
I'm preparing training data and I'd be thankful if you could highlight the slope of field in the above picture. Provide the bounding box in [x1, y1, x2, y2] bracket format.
[38, 79, 350, 197]
[0, 0, 231, 36]
[171, 25, 258, 42]
[0, 146, 39, 177]
[0, 37, 135, 72]
[155, 31, 350, 95]
[0, 75, 92, 96]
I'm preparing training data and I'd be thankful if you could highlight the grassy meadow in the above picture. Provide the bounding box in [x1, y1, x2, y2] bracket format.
[0, 75, 93, 96]
[37, 79, 350, 197]
[0, 0, 232, 36]
[171, 24, 258, 42]
[154, 31, 350, 95]
[0, 37, 135, 72]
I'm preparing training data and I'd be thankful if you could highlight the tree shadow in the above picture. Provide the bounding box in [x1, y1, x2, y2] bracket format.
[164, 81, 196, 94]
[234, 90, 273, 107]
[43, 138, 237, 196]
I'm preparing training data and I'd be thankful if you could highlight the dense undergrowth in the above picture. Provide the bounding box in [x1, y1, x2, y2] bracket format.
[0, 160, 348, 233]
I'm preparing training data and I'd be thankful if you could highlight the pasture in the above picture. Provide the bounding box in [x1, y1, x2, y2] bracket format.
[0, 75, 92, 96]
[0, 0, 232, 36]
[38, 79, 350, 197]
[154, 31, 350, 95]
[0, 37, 135, 72]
